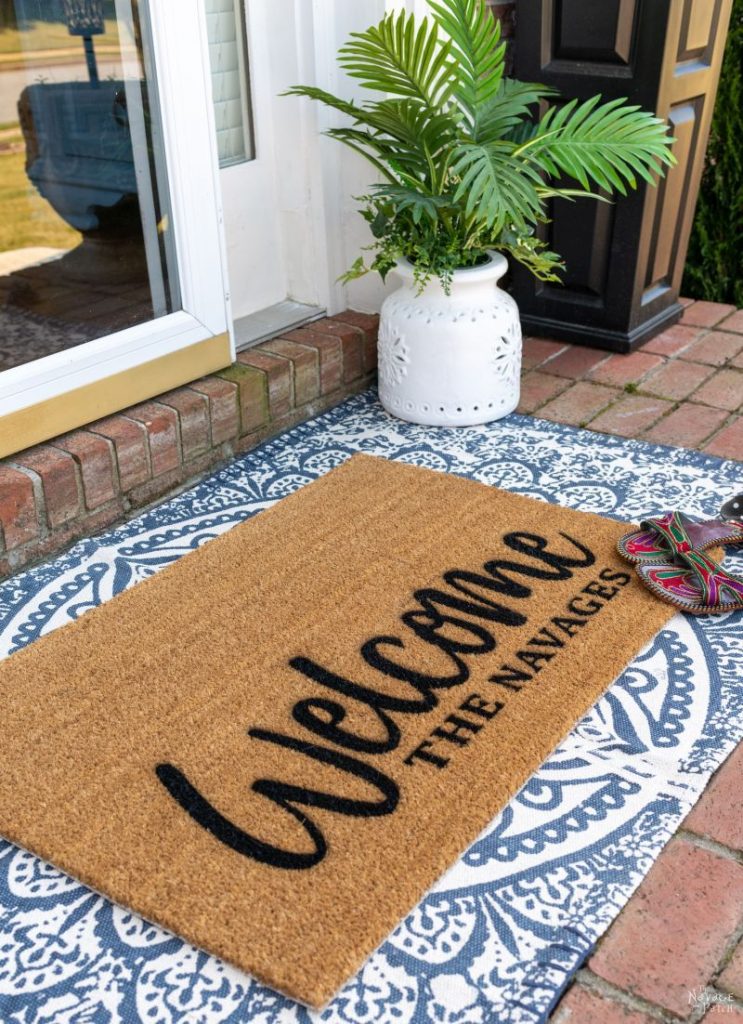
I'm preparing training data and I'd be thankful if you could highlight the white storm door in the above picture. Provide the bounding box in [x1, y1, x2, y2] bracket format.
[0, 0, 232, 457]
[206, 0, 326, 326]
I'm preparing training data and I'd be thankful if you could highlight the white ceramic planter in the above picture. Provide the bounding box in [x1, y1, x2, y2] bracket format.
[378, 251, 522, 426]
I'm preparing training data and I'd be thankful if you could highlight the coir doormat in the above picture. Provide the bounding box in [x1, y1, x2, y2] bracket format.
[0, 454, 675, 1007]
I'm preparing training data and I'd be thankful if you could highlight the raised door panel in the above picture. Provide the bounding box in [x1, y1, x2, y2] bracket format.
[554, 0, 638, 65]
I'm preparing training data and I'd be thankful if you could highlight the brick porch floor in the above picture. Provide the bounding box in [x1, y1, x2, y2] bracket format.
[544, 300, 743, 1022]
[519, 298, 743, 460]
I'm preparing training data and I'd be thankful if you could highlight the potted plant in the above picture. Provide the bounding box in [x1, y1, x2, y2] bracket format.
[286, 0, 675, 426]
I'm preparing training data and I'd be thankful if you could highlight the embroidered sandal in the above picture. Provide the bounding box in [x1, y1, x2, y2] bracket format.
[636, 546, 743, 616]
[617, 495, 743, 565]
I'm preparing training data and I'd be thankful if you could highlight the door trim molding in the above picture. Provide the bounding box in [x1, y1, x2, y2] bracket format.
[0, 332, 231, 459]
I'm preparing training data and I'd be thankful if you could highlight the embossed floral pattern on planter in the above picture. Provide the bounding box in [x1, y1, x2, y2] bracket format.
[0, 390, 741, 1024]
[493, 318, 522, 384]
[377, 319, 410, 388]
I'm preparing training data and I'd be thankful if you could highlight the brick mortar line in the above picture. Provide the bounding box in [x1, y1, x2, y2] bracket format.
[676, 828, 743, 865]
[104, 416, 154, 480]
[568, 968, 678, 1022]
[47, 434, 117, 513]
[524, 365, 741, 442]
[710, 915, 743, 994]
[568, 965, 743, 1023]
[5, 460, 49, 536]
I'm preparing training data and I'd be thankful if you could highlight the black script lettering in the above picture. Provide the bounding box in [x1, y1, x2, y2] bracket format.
[600, 567, 631, 586]
[502, 532, 596, 575]
[552, 615, 588, 637]
[567, 595, 603, 617]
[489, 664, 533, 690]
[404, 740, 449, 769]
[402, 602, 496, 657]
[155, 763, 328, 871]
[460, 692, 504, 720]
[290, 656, 432, 717]
[432, 713, 482, 747]
[518, 649, 555, 673]
[361, 636, 469, 704]
[292, 697, 399, 755]
[442, 569, 530, 624]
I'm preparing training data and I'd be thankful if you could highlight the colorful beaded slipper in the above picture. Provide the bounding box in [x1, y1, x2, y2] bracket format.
[617, 497, 743, 565]
[636, 547, 743, 616]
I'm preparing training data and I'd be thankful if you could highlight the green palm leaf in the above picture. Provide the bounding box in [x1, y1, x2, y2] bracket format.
[427, 0, 506, 120]
[451, 141, 544, 231]
[475, 78, 558, 143]
[323, 127, 418, 184]
[284, 0, 677, 290]
[286, 89, 457, 186]
[369, 184, 451, 224]
[339, 11, 454, 111]
[521, 95, 677, 195]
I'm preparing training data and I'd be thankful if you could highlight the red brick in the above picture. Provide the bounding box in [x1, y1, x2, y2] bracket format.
[539, 381, 616, 426]
[281, 329, 343, 395]
[159, 389, 210, 459]
[679, 296, 696, 308]
[0, 465, 39, 549]
[642, 324, 703, 357]
[89, 416, 150, 491]
[318, 320, 369, 377]
[719, 309, 743, 335]
[589, 837, 743, 1017]
[259, 338, 320, 406]
[237, 350, 292, 418]
[517, 371, 570, 413]
[734, 350, 743, 370]
[553, 984, 657, 1023]
[541, 345, 610, 380]
[692, 369, 743, 412]
[684, 744, 743, 851]
[588, 351, 664, 387]
[589, 395, 672, 438]
[681, 301, 737, 328]
[213, 363, 268, 436]
[125, 403, 180, 477]
[704, 417, 743, 460]
[522, 336, 568, 371]
[719, 938, 743, 999]
[327, 311, 379, 370]
[643, 404, 729, 449]
[13, 446, 80, 528]
[682, 332, 743, 367]
[53, 431, 116, 510]
[643, 360, 713, 401]
[188, 376, 240, 445]
[312, 321, 364, 382]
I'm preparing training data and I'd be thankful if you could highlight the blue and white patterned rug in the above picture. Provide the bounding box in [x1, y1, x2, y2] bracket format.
[1, 390, 741, 1024]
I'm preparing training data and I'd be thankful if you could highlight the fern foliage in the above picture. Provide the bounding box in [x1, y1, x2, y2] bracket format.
[285, 0, 676, 290]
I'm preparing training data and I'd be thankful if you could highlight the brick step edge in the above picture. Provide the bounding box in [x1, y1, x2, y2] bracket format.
[0, 312, 379, 580]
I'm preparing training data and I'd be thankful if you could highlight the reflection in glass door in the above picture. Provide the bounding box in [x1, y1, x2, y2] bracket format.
[0, 0, 179, 371]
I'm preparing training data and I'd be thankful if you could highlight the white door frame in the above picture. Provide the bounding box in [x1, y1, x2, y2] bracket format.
[0, 0, 232, 421]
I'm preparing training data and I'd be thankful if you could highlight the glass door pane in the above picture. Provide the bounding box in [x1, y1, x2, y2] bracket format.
[0, 0, 179, 371]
